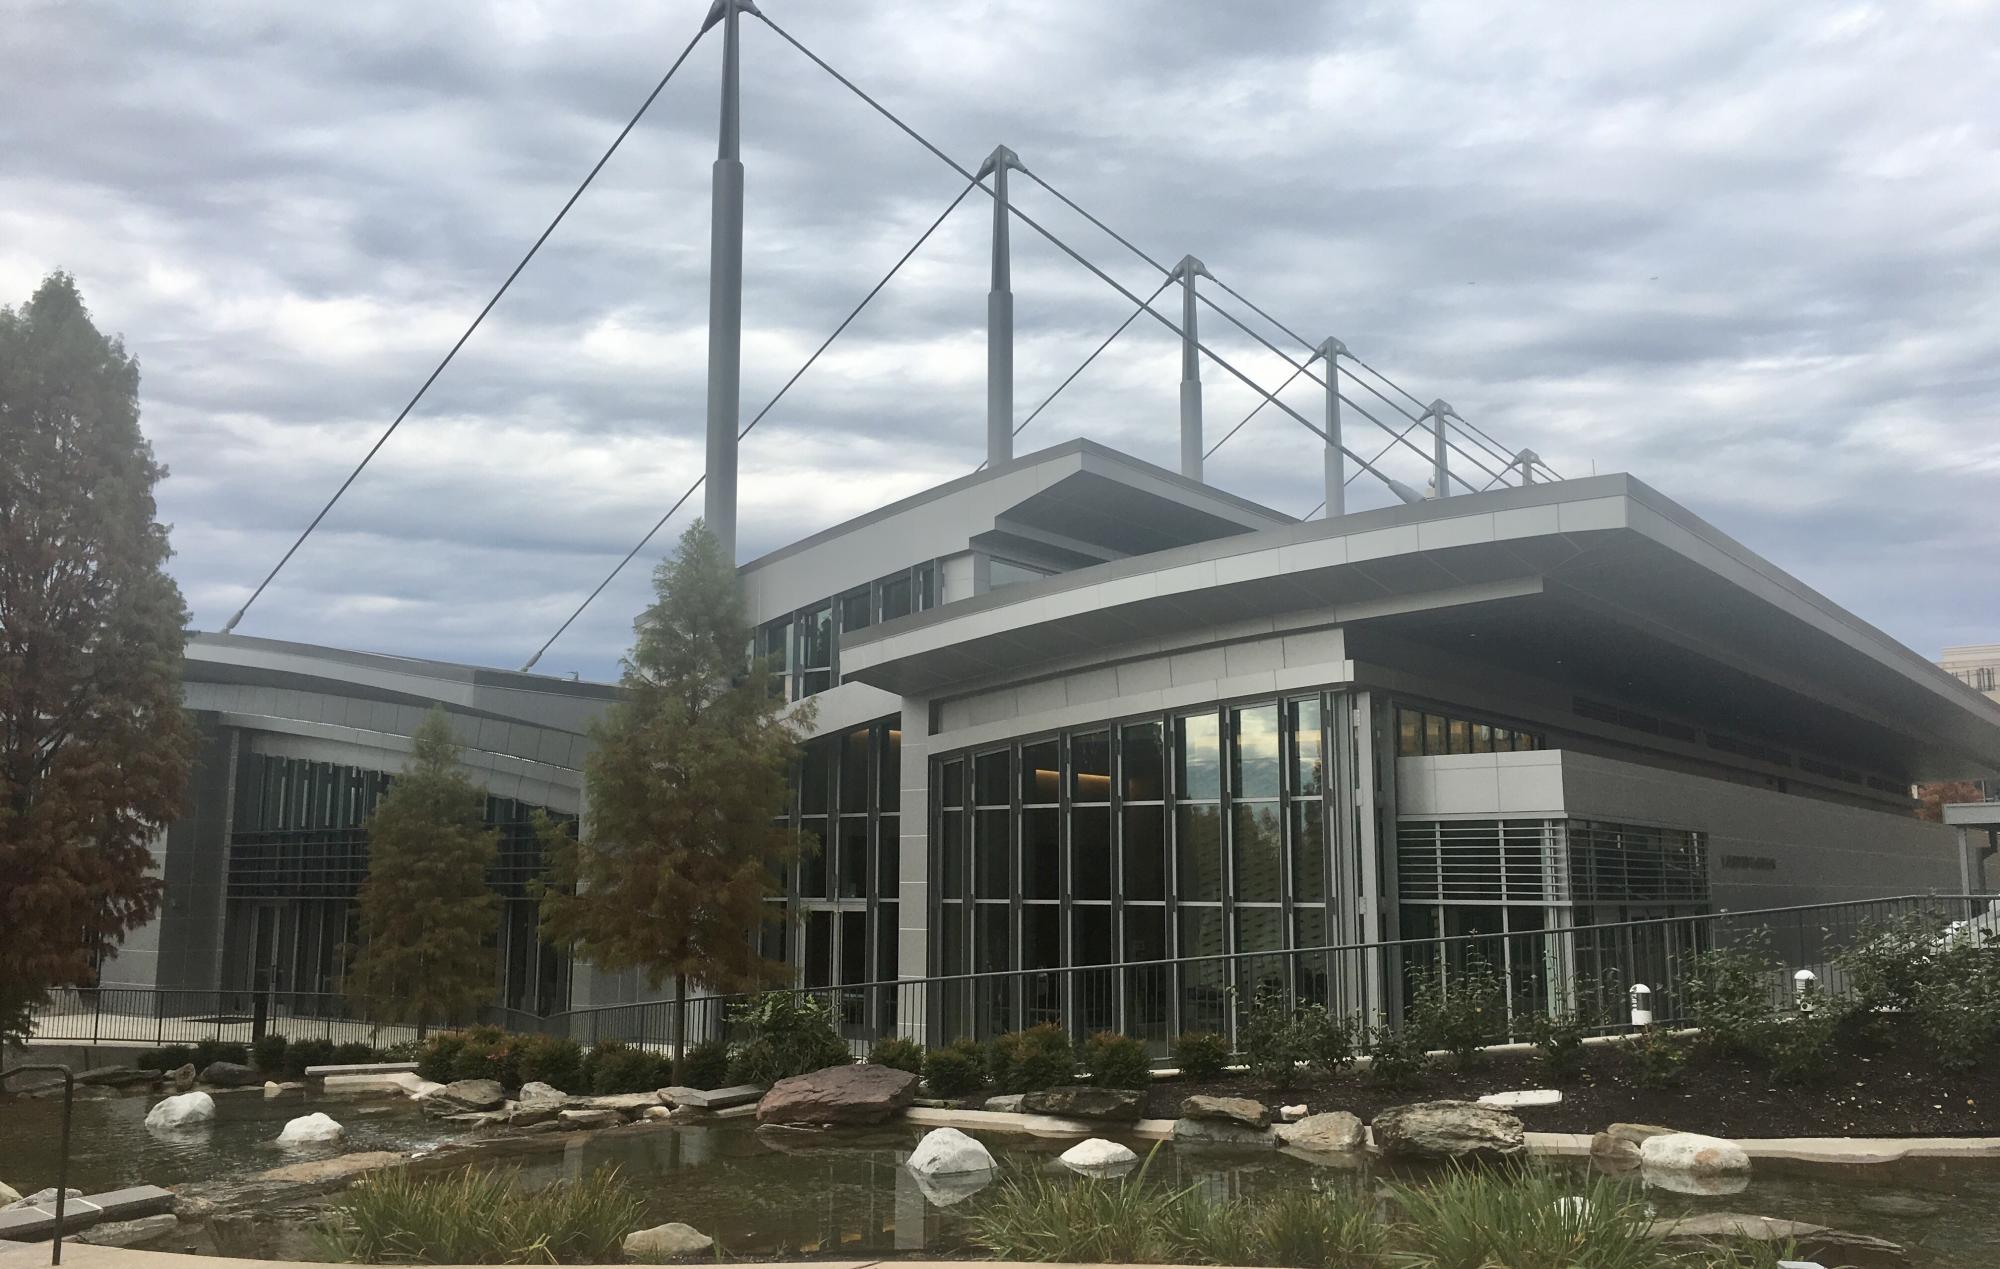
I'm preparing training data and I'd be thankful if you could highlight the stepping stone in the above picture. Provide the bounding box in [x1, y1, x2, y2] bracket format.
[303, 1061, 418, 1077]
[661, 1084, 761, 1110]
[1477, 1089, 1562, 1108]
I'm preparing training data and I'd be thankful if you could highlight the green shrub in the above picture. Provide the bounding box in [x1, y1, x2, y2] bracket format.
[673, 1039, 733, 1090]
[866, 1035, 925, 1075]
[1684, 936, 1779, 1060]
[513, 1033, 585, 1092]
[1525, 1010, 1590, 1081]
[969, 1152, 1174, 1263]
[191, 1039, 249, 1069]
[136, 1044, 195, 1073]
[334, 1041, 379, 1066]
[1404, 957, 1506, 1069]
[1834, 910, 1945, 1014]
[1912, 929, 2000, 1070]
[446, 1026, 518, 1086]
[922, 1038, 985, 1097]
[1390, 1165, 1662, 1269]
[251, 1033, 289, 1075]
[1171, 1030, 1229, 1080]
[1081, 1032, 1151, 1089]
[1168, 1180, 1391, 1268]
[987, 1023, 1075, 1092]
[313, 1165, 643, 1265]
[725, 992, 851, 1086]
[1237, 986, 1302, 1090]
[582, 1039, 670, 1095]
[1766, 998, 1842, 1085]
[1294, 1007, 1358, 1076]
[1364, 1023, 1428, 1089]
[1623, 1027, 1689, 1089]
[415, 1032, 466, 1083]
[287, 1037, 338, 1078]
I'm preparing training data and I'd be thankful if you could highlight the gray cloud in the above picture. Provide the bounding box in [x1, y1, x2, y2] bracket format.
[4, 0, 1995, 679]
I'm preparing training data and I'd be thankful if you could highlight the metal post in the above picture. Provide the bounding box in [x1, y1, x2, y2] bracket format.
[1516, 448, 1540, 486]
[979, 146, 1022, 469]
[1427, 399, 1456, 498]
[0, 1065, 75, 1264]
[1317, 337, 1347, 517]
[701, 0, 754, 565]
[1173, 255, 1208, 481]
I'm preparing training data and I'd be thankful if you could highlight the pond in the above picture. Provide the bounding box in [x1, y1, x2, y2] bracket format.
[5, 1093, 1999, 1266]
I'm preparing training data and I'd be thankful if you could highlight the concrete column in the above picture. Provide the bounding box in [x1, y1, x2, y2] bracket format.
[1173, 255, 1208, 481]
[702, 0, 750, 564]
[1317, 337, 1348, 518]
[1960, 826, 1975, 893]
[979, 146, 1022, 469]
[1427, 399, 1455, 499]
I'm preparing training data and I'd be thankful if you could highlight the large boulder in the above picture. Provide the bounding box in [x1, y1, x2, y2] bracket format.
[982, 1094, 1025, 1113]
[428, 1078, 506, 1113]
[1021, 1086, 1144, 1121]
[145, 1091, 217, 1131]
[1372, 1101, 1524, 1163]
[1171, 1117, 1277, 1148]
[1640, 1132, 1750, 1176]
[623, 1222, 714, 1258]
[756, 1064, 917, 1126]
[1589, 1122, 1675, 1168]
[1059, 1138, 1138, 1176]
[276, 1112, 344, 1145]
[1180, 1095, 1271, 1128]
[905, 1127, 997, 1177]
[168, 1064, 197, 1093]
[518, 1081, 568, 1102]
[1274, 1111, 1365, 1154]
[199, 1061, 263, 1088]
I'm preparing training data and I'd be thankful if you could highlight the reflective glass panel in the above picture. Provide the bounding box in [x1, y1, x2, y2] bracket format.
[1071, 731, 1111, 803]
[840, 727, 870, 813]
[1176, 804, 1225, 901]
[975, 808, 1011, 899]
[1122, 723, 1164, 801]
[1232, 803, 1283, 903]
[1121, 804, 1166, 901]
[1231, 704, 1282, 799]
[1176, 713, 1222, 801]
[1290, 801, 1326, 903]
[1071, 806, 1110, 900]
[1022, 807, 1060, 900]
[974, 750, 1011, 806]
[940, 809, 966, 897]
[799, 818, 828, 899]
[1021, 739, 1059, 805]
[837, 817, 868, 898]
[1290, 697, 1324, 795]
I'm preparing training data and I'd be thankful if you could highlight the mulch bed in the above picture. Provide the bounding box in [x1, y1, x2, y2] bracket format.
[1131, 1031, 2000, 1138]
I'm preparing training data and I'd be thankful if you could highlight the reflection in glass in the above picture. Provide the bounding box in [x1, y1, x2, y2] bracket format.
[1177, 906, 1228, 1034]
[974, 750, 1011, 806]
[939, 809, 966, 897]
[837, 817, 868, 899]
[1022, 807, 1059, 900]
[1125, 906, 1169, 1042]
[1175, 804, 1224, 902]
[1231, 803, 1283, 903]
[1122, 723, 1164, 801]
[1121, 805, 1165, 901]
[1289, 697, 1324, 795]
[799, 818, 828, 899]
[840, 728, 869, 813]
[1231, 704, 1281, 799]
[1175, 713, 1222, 801]
[1289, 801, 1326, 903]
[1020, 739, 1059, 804]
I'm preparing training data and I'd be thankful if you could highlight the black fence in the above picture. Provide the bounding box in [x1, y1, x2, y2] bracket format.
[29, 894, 1997, 1063]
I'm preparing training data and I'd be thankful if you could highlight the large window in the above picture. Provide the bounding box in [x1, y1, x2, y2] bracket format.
[1395, 705, 1543, 757]
[931, 693, 1341, 1046]
[757, 562, 939, 702]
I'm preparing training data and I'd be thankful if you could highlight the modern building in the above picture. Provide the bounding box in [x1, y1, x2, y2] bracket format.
[1941, 644, 2000, 703]
[105, 440, 2000, 1041]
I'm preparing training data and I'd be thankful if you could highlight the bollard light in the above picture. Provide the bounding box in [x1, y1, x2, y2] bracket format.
[1629, 982, 1653, 1028]
[1794, 968, 1819, 1013]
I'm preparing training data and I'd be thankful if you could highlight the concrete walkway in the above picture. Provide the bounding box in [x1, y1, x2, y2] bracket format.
[2, 1247, 1213, 1269]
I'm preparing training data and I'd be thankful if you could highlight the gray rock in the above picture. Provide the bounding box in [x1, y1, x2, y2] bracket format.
[982, 1094, 1025, 1113]
[1372, 1101, 1524, 1163]
[144, 1091, 216, 1130]
[509, 1101, 565, 1127]
[168, 1064, 197, 1093]
[427, 1078, 506, 1112]
[1059, 1138, 1138, 1175]
[556, 1108, 624, 1130]
[755, 1064, 917, 1126]
[662, 1084, 761, 1110]
[1640, 1132, 1750, 1176]
[623, 1221, 713, 1259]
[906, 1127, 997, 1176]
[1274, 1111, 1365, 1153]
[1171, 1117, 1278, 1148]
[76, 1214, 180, 1247]
[75, 1066, 162, 1089]
[198, 1061, 263, 1088]
[583, 1092, 663, 1117]
[1180, 1094, 1271, 1128]
[276, 1112, 344, 1145]
[517, 1081, 567, 1101]
[1020, 1086, 1144, 1121]
[1651, 1212, 1907, 1268]
[2, 1188, 81, 1213]
[1589, 1122, 1676, 1167]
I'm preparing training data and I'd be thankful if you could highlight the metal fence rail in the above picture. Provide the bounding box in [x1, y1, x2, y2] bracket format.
[29, 894, 1997, 1062]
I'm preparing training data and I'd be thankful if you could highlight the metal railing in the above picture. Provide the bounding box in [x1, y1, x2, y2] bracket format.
[1, 1063, 76, 1264]
[28, 894, 1997, 1061]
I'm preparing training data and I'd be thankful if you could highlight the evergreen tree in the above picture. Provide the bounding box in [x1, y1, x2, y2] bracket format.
[539, 519, 812, 1019]
[0, 273, 193, 1044]
[345, 707, 499, 1036]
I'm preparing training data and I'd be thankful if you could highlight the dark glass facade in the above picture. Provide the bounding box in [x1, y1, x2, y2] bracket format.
[223, 752, 571, 1015]
[758, 562, 937, 703]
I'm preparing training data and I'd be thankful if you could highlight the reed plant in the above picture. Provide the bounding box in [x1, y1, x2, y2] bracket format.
[1388, 1165, 1661, 1269]
[313, 1165, 645, 1264]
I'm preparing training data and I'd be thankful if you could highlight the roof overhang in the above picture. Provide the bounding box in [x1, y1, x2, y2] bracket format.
[841, 473, 2000, 781]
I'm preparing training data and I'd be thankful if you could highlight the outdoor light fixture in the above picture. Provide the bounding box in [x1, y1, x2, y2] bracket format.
[1793, 968, 1819, 1013]
[1629, 982, 1653, 1027]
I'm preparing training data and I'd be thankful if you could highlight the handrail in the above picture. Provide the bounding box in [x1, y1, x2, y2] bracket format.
[1, 1063, 77, 1264]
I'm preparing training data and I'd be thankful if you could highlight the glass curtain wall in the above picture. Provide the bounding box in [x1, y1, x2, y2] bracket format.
[783, 719, 902, 1034]
[758, 562, 938, 703]
[930, 691, 1342, 1049]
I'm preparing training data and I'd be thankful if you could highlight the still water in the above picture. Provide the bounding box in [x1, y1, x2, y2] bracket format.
[3, 1090, 1997, 1266]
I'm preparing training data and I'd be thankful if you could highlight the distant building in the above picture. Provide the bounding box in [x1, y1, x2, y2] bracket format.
[1941, 644, 2000, 703]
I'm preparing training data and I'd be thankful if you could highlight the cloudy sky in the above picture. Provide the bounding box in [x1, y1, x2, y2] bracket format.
[5, 0, 1996, 682]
